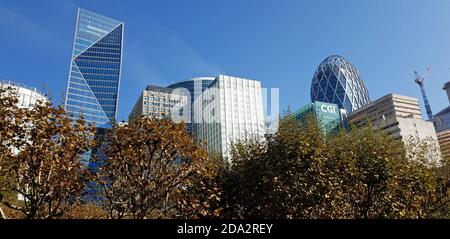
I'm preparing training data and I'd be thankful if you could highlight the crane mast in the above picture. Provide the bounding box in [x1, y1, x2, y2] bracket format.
[414, 66, 433, 120]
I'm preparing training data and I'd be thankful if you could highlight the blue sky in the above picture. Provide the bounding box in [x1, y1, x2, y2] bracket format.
[1, 0, 450, 121]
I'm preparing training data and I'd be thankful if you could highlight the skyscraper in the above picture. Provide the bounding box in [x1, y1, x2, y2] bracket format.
[64, 8, 124, 129]
[167, 77, 215, 134]
[311, 55, 370, 113]
[292, 101, 344, 135]
[194, 75, 265, 159]
[433, 81, 450, 132]
[432, 81, 450, 160]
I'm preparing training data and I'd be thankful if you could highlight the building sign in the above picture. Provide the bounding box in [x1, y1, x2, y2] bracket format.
[316, 102, 338, 116]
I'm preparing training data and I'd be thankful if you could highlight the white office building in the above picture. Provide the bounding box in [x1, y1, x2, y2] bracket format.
[0, 80, 47, 109]
[194, 75, 265, 159]
[129, 85, 188, 123]
[348, 93, 442, 163]
[0, 80, 47, 203]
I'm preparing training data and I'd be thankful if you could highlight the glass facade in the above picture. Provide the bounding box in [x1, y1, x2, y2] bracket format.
[167, 77, 214, 134]
[311, 55, 370, 113]
[292, 101, 343, 134]
[434, 107, 450, 132]
[433, 82, 450, 132]
[64, 8, 123, 129]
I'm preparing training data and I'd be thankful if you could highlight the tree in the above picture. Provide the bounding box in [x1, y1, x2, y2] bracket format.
[98, 117, 219, 219]
[222, 116, 333, 219]
[63, 202, 108, 219]
[166, 154, 223, 219]
[326, 125, 410, 219]
[0, 87, 96, 219]
[221, 114, 450, 219]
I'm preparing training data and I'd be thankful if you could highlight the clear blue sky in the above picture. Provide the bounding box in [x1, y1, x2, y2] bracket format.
[1, 0, 450, 121]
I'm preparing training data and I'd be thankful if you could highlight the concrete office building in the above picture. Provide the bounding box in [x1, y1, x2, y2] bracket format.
[194, 75, 265, 159]
[129, 85, 188, 122]
[348, 93, 442, 163]
[437, 130, 450, 160]
[432, 81, 450, 160]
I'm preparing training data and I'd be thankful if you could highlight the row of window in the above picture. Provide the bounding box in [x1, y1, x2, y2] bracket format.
[144, 108, 173, 113]
[143, 97, 182, 104]
[76, 66, 120, 76]
[75, 60, 120, 69]
[78, 16, 120, 31]
[78, 51, 121, 59]
[67, 98, 113, 110]
[76, 55, 120, 63]
[70, 79, 118, 94]
[84, 46, 121, 54]
[71, 71, 119, 82]
[143, 102, 184, 108]
[67, 89, 117, 107]
[70, 76, 118, 88]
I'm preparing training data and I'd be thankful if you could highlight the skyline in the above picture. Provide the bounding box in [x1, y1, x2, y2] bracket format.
[1, 0, 450, 121]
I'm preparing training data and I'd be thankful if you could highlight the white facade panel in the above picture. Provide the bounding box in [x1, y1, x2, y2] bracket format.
[195, 75, 265, 159]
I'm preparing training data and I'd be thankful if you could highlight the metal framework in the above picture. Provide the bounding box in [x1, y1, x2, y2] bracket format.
[311, 55, 370, 113]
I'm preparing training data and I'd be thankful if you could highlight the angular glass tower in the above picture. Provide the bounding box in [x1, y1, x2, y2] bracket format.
[310, 55, 370, 113]
[65, 8, 123, 128]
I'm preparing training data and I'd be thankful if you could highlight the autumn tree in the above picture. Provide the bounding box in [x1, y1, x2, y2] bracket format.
[221, 116, 333, 219]
[63, 202, 108, 219]
[221, 114, 450, 219]
[98, 117, 220, 219]
[0, 87, 96, 219]
[166, 153, 223, 219]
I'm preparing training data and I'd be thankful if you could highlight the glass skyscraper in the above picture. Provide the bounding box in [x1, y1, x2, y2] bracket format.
[311, 55, 370, 113]
[64, 8, 123, 129]
[167, 77, 215, 134]
[292, 101, 343, 135]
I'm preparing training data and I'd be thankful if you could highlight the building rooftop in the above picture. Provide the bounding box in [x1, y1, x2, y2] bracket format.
[145, 85, 188, 96]
[443, 81, 450, 90]
[0, 80, 45, 96]
[348, 93, 418, 116]
[167, 77, 216, 87]
[435, 105, 450, 118]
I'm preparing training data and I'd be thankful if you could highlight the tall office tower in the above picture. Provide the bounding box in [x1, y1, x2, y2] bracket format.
[167, 77, 215, 134]
[194, 75, 265, 159]
[432, 81, 450, 160]
[292, 101, 344, 135]
[129, 85, 188, 123]
[433, 81, 450, 132]
[0, 80, 47, 109]
[348, 93, 442, 163]
[64, 8, 124, 129]
[311, 55, 370, 113]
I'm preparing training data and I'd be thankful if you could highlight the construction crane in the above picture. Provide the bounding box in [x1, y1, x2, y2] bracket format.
[414, 66, 433, 120]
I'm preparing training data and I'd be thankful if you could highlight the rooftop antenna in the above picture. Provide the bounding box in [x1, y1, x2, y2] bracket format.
[414, 66, 433, 120]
